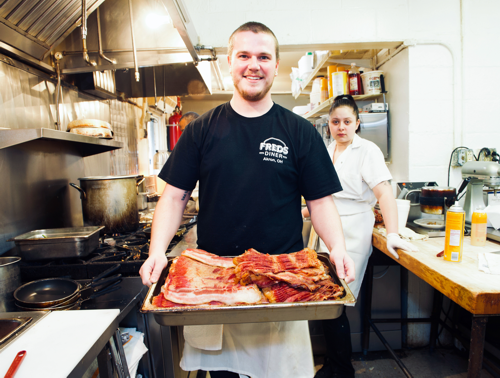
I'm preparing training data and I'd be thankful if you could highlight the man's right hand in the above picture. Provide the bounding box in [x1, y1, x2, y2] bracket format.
[139, 254, 168, 286]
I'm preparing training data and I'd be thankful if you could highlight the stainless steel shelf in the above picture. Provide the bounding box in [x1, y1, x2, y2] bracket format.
[0, 128, 123, 157]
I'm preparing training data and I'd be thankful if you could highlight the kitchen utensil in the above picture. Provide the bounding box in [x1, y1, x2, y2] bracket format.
[0, 257, 21, 312]
[8, 226, 104, 261]
[13, 264, 121, 309]
[413, 219, 445, 229]
[4, 350, 26, 378]
[15, 282, 121, 311]
[70, 175, 145, 234]
[141, 253, 356, 326]
[405, 186, 457, 215]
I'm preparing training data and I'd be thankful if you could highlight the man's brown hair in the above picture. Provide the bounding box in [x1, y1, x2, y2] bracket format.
[228, 22, 280, 60]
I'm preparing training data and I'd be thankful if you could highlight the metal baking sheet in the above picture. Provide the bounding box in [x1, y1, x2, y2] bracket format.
[9, 226, 105, 261]
[141, 253, 356, 326]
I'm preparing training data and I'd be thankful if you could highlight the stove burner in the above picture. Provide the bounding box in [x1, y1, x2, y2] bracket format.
[19, 222, 195, 281]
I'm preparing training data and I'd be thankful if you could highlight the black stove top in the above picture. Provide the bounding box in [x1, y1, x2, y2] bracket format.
[19, 223, 193, 282]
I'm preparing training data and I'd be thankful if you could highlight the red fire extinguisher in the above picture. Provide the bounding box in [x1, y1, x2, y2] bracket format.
[168, 99, 182, 151]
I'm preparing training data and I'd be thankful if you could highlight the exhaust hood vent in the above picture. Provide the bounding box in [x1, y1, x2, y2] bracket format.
[115, 62, 211, 98]
[74, 70, 117, 99]
[0, 0, 104, 70]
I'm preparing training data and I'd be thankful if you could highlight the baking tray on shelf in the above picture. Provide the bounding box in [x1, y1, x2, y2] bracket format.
[141, 252, 356, 326]
[8, 226, 105, 261]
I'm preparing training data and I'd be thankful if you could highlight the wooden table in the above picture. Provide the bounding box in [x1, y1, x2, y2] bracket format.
[370, 229, 500, 378]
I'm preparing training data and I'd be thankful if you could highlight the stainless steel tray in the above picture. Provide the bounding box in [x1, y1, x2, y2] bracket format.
[141, 253, 356, 326]
[9, 226, 105, 261]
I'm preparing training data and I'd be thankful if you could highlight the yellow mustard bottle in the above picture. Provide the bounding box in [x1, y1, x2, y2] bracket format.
[444, 201, 465, 262]
[471, 207, 487, 246]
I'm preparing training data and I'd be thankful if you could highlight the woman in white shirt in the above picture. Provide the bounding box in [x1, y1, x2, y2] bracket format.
[302, 95, 417, 378]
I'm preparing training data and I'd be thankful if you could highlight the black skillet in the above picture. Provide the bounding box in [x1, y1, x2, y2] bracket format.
[14, 280, 121, 311]
[13, 264, 121, 309]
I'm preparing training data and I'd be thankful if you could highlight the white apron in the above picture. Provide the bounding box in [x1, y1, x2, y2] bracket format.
[180, 321, 315, 378]
[318, 208, 375, 299]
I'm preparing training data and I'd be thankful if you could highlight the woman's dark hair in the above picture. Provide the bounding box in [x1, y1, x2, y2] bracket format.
[329, 94, 361, 133]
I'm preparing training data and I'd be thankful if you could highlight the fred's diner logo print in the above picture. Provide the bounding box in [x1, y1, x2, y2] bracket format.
[259, 137, 289, 164]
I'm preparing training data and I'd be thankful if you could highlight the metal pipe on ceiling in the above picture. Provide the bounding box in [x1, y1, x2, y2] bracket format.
[127, 0, 139, 82]
[96, 7, 116, 65]
[81, 0, 96, 66]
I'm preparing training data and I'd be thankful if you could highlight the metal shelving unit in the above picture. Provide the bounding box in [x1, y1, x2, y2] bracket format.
[0, 128, 123, 157]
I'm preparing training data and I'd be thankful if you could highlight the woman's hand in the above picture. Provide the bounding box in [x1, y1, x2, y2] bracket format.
[386, 233, 419, 259]
[139, 253, 168, 286]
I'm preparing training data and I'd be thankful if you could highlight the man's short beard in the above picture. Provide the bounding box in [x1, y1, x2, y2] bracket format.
[236, 84, 272, 102]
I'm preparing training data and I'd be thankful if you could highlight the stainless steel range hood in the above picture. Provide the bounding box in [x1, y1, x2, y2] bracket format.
[0, 0, 105, 72]
[0, 0, 211, 96]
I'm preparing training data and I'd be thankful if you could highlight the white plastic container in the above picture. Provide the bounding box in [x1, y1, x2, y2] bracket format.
[298, 52, 314, 81]
[361, 71, 383, 95]
[395, 199, 411, 230]
[310, 77, 322, 107]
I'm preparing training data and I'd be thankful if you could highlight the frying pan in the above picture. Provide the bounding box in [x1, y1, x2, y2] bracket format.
[15, 281, 121, 311]
[13, 264, 121, 308]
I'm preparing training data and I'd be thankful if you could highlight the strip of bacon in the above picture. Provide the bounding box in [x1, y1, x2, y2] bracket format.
[182, 248, 235, 268]
[234, 248, 322, 279]
[163, 256, 263, 305]
[262, 281, 344, 303]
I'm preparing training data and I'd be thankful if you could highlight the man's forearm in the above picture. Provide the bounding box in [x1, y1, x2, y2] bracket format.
[149, 188, 191, 257]
[307, 196, 345, 253]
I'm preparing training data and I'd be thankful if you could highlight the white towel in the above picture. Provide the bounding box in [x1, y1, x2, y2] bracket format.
[184, 324, 223, 351]
[478, 252, 500, 275]
[485, 200, 500, 229]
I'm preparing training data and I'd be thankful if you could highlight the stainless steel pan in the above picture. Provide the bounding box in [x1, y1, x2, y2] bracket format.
[141, 253, 356, 326]
[14, 264, 121, 308]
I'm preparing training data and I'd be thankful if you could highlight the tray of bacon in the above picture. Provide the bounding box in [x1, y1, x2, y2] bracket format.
[141, 248, 356, 326]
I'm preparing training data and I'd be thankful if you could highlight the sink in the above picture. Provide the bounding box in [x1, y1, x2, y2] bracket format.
[0, 311, 49, 351]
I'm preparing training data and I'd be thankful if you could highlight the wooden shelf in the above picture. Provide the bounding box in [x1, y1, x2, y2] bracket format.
[302, 94, 385, 120]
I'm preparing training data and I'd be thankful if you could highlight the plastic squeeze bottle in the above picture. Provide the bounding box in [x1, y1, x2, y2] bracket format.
[444, 202, 465, 262]
[470, 207, 487, 246]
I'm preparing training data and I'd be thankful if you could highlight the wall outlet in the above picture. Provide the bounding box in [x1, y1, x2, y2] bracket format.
[466, 149, 475, 162]
[479, 148, 496, 161]
[452, 150, 466, 166]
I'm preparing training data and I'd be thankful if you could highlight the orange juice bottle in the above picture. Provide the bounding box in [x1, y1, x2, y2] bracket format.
[444, 202, 465, 262]
[470, 207, 487, 246]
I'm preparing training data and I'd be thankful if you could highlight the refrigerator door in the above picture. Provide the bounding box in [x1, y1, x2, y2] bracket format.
[359, 112, 389, 160]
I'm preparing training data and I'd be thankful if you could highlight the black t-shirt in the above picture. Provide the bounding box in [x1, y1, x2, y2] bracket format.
[159, 102, 342, 256]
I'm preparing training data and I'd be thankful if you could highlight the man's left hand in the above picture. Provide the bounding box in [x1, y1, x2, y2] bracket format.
[329, 247, 355, 284]
[386, 233, 419, 259]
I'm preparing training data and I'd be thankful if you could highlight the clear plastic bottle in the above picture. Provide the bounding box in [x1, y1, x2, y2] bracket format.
[444, 202, 465, 262]
[348, 63, 362, 96]
[471, 207, 487, 246]
[153, 150, 161, 170]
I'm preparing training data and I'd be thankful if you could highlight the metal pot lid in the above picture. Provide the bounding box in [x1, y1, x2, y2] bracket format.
[78, 175, 143, 181]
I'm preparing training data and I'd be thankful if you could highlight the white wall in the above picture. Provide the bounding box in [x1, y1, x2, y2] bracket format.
[184, 0, 500, 187]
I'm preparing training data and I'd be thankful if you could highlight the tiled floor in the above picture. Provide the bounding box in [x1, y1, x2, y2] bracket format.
[190, 347, 497, 377]
[315, 348, 496, 377]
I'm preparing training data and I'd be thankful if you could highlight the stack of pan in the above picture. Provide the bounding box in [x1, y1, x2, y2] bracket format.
[13, 265, 122, 311]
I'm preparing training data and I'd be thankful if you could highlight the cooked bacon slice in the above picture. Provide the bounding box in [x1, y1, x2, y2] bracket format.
[262, 280, 344, 303]
[234, 248, 322, 280]
[162, 256, 264, 305]
[182, 248, 235, 268]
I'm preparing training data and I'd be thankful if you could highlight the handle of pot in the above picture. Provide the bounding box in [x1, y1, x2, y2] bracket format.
[404, 189, 421, 206]
[70, 183, 86, 200]
[136, 176, 145, 194]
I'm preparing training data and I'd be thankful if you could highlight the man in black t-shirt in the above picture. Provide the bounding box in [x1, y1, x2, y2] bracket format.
[140, 22, 355, 378]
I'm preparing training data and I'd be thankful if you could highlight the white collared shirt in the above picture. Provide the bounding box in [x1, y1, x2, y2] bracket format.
[327, 134, 392, 215]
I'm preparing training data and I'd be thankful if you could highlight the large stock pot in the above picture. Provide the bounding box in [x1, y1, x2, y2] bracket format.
[70, 175, 145, 234]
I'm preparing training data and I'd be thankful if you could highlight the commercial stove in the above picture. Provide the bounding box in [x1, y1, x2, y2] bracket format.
[18, 223, 194, 282]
